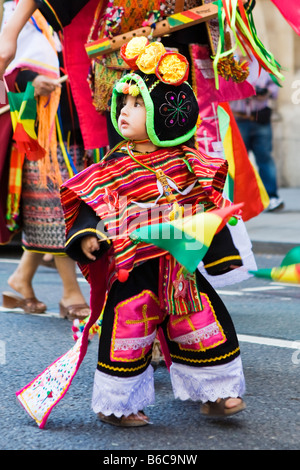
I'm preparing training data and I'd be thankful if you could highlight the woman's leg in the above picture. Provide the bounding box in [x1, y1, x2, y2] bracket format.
[4, 250, 47, 313]
[8, 250, 43, 299]
[54, 255, 90, 319]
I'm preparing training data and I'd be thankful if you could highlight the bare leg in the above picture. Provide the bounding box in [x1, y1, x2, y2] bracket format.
[43, 253, 54, 262]
[8, 250, 43, 299]
[6, 252, 89, 318]
[54, 255, 90, 319]
[4, 250, 47, 313]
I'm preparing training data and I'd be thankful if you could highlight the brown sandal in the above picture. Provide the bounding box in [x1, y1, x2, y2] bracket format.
[2, 291, 47, 314]
[98, 411, 150, 427]
[59, 302, 91, 321]
[200, 398, 246, 417]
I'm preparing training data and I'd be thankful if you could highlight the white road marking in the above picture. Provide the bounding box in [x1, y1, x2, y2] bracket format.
[0, 306, 59, 317]
[238, 334, 300, 350]
[242, 285, 285, 292]
[217, 290, 244, 296]
[0, 258, 20, 264]
[272, 282, 300, 288]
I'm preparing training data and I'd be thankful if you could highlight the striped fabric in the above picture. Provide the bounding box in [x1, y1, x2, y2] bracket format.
[218, 102, 270, 220]
[61, 145, 229, 282]
[6, 143, 24, 231]
[6, 82, 46, 232]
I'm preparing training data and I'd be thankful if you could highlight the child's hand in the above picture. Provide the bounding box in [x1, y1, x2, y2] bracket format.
[81, 235, 100, 261]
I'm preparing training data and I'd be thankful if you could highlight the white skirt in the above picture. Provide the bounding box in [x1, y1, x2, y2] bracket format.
[91, 356, 245, 417]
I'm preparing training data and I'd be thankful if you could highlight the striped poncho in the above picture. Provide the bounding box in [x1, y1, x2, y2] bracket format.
[61, 144, 229, 284]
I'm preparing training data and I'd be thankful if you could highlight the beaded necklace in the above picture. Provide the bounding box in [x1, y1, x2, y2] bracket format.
[103, 139, 184, 220]
[126, 140, 184, 220]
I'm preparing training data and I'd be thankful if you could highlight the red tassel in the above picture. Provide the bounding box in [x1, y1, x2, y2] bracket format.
[118, 269, 129, 282]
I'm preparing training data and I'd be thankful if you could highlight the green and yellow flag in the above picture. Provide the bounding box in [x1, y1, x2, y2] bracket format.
[7, 82, 45, 161]
[130, 204, 242, 273]
[250, 247, 300, 284]
[6, 82, 46, 231]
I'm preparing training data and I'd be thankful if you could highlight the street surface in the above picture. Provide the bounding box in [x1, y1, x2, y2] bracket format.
[0, 246, 299, 451]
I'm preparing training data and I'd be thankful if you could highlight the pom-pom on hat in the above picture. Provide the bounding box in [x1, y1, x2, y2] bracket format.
[111, 38, 199, 147]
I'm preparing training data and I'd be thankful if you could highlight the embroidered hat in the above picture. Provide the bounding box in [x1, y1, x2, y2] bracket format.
[110, 40, 199, 147]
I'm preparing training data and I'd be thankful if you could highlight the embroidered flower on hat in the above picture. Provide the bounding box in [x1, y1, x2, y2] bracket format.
[159, 91, 192, 127]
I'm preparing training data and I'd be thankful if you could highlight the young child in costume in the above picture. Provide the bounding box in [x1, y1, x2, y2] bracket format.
[61, 41, 247, 427]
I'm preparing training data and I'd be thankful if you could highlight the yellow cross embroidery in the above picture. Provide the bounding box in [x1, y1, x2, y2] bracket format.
[126, 304, 160, 337]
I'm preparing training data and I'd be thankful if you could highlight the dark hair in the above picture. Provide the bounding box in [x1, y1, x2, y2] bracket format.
[182, 136, 196, 148]
[115, 93, 126, 122]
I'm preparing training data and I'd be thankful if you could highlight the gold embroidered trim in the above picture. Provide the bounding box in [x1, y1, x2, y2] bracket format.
[170, 346, 240, 364]
[204, 255, 241, 269]
[97, 356, 152, 373]
[65, 228, 111, 247]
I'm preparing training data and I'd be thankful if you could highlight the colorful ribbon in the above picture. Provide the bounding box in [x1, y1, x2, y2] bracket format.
[213, 0, 284, 89]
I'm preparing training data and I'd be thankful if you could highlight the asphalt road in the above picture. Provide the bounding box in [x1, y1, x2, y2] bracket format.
[0, 247, 299, 452]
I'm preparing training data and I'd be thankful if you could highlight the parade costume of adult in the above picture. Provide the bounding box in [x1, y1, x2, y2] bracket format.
[230, 55, 283, 212]
[0, 0, 61, 245]
[1, 2, 91, 319]
[1, 1, 86, 252]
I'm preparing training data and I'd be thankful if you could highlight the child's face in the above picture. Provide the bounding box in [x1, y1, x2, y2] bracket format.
[118, 94, 148, 142]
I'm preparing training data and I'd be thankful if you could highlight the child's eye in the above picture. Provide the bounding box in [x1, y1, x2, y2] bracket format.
[135, 99, 144, 107]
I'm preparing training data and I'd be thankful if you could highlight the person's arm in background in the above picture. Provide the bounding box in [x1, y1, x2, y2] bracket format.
[0, 0, 37, 77]
[0, 0, 90, 78]
[15, 68, 61, 98]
